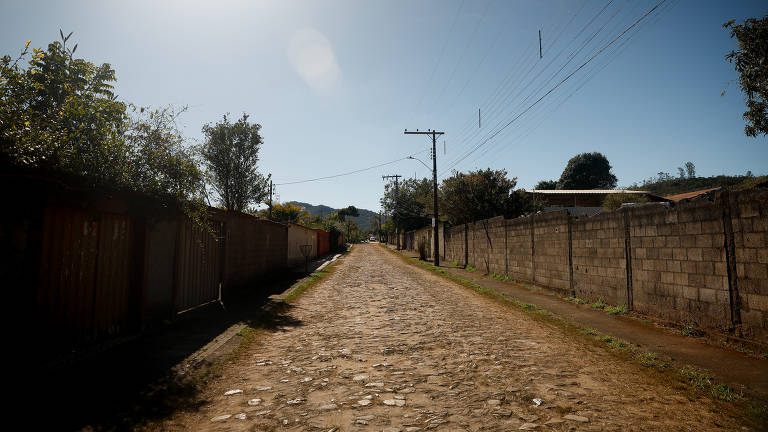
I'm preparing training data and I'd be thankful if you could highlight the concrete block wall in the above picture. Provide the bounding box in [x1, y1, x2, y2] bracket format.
[533, 211, 571, 295]
[403, 189, 767, 342]
[628, 201, 730, 329]
[731, 188, 768, 340]
[505, 217, 533, 283]
[571, 211, 627, 305]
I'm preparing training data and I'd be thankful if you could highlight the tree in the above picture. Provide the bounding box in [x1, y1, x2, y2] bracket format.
[557, 152, 617, 190]
[724, 16, 768, 137]
[262, 202, 310, 224]
[441, 168, 538, 225]
[534, 179, 558, 190]
[1, 32, 129, 185]
[0, 33, 203, 201]
[200, 113, 269, 212]
[684, 161, 696, 178]
[379, 177, 432, 231]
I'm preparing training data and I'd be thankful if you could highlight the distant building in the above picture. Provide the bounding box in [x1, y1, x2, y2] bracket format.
[524, 189, 669, 216]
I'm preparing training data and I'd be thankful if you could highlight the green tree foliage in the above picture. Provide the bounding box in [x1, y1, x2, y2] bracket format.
[379, 177, 432, 231]
[557, 152, 617, 190]
[603, 193, 649, 210]
[1, 33, 128, 185]
[0, 33, 203, 200]
[200, 113, 269, 212]
[534, 179, 558, 190]
[441, 168, 538, 225]
[724, 15, 768, 137]
[261, 202, 310, 224]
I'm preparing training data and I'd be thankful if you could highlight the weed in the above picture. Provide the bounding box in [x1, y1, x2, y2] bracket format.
[491, 273, 512, 282]
[605, 304, 628, 315]
[565, 296, 588, 305]
[522, 303, 538, 311]
[609, 338, 629, 349]
[582, 328, 597, 336]
[466, 265, 477, 273]
[711, 383, 740, 402]
[451, 260, 459, 267]
[599, 336, 614, 343]
[678, 367, 713, 390]
[681, 322, 699, 337]
[638, 352, 658, 367]
[591, 298, 607, 309]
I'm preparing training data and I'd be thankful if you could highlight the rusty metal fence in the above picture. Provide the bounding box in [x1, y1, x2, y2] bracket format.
[173, 219, 224, 312]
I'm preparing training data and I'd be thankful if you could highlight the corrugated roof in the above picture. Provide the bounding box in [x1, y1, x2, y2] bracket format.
[664, 187, 721, 202]
[525, 189, 649, 194]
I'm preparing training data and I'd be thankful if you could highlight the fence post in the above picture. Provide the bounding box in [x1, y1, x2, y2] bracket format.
[464, 223, 468, 268]
[504, 220, 509, 276]
[567, 213, 574, 296]
[530, 214, 536, 285]
[623, 209, 634, 310]
[721, 190, 742, 333]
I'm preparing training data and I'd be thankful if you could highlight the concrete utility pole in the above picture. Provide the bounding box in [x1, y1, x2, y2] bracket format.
[404, 129, 444, 266]
[382, 174, 402, 250]
[268, 179, 273, 220]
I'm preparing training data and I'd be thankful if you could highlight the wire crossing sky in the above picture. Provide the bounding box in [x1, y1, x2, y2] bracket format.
[1, 0, 766, 211]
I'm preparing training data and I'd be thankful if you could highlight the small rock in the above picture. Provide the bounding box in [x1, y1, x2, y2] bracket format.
[247, 398, 262, 406]
[405, 428, 421, 432]
[356, 420, 369, 425]
[358, 399, 372, 406]
[365, 382, 385, 387]
[532, 398, 542, 406]
[319, 404, 338, 411]
[394, 395, 405, 400]
[383, 428, 402, 432]
[383, 399, 406, 407]
[518, 423, 539, 430]
[357, 415, 376, 421]
[224, 389, 243, 396]
[487, 399, 501, 406]
[287, 398, 306, 405]
[252, 410, 271, 416]
[211, 415, 231, 422]
[302, 377, 313, 382]
[564, 414, 589, 423]
[353, 375, 369, 381]
[399, 387, 415, 394]
[544, 418, 565, 425]
[255, 386, 272, 391]
[234, 413, 246, 420]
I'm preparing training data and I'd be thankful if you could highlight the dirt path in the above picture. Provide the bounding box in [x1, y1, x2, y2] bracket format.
[161, 244, 744, 431]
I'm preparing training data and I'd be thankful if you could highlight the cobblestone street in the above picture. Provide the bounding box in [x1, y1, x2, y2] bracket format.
[163, 244, 741, 431]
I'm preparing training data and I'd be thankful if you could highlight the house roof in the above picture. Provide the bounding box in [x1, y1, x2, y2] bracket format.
[525, 189, 649, 194]
[664, 187, 721, 202]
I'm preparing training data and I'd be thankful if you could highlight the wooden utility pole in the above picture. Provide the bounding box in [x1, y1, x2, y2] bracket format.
[382, 174, 402, 250]
[404, 129, 444, 266]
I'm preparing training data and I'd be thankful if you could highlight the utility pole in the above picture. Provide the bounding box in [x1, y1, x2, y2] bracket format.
[404, 128, 444, 266]
[268, 179, 273, 220]
[382, 174, 402, 250]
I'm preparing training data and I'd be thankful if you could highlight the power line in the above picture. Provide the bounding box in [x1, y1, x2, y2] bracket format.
[440, 0, 668, 176]
[274, 149, 428, 186]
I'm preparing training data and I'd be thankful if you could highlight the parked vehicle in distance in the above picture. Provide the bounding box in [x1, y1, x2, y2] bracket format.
[369, 236, 376, 242]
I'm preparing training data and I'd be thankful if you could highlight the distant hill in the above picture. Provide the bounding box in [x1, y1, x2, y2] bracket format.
[290, 201, 381, 232]
[628, 175, 766, 197]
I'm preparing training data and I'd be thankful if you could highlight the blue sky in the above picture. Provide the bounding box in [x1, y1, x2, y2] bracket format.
[2, 0, 766, 211]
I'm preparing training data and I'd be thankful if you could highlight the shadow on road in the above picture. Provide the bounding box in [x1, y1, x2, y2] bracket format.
[26, 272, 308, 432]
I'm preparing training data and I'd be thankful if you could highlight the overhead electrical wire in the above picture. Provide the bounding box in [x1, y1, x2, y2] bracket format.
[439, 0, 669, 177]
[274, 149, 429, 186]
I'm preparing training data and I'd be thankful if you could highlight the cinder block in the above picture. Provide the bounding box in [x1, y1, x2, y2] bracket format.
[687, 248, 703, 261]
[748, 294, 768, 311]
[699, 288, 716, 304]
[745, 263, 768, 280]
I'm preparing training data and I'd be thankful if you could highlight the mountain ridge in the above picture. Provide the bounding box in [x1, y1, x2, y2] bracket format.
[290, 201, 380, 232]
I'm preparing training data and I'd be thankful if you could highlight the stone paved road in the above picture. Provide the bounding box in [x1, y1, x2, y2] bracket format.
[162, 244, 741, 431]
